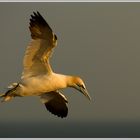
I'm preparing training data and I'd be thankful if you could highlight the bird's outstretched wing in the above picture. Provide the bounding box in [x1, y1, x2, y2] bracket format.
[40, 91, 68, 118]
[22, 11, 57, 79]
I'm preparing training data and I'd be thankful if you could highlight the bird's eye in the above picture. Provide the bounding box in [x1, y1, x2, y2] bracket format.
[78, 84, 85, 89]
[54, 34, 57, 40]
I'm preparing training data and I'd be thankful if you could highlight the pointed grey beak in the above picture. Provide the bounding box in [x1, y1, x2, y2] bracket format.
[74, 85, 91, 100]
[80, 87, 91, 101]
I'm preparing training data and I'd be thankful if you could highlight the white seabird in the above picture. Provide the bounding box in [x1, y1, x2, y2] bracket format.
[0, 11, 91, 118]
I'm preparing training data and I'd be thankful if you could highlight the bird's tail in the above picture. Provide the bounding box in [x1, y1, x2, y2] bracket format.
[0, 93, 13, 102]
[0, 93, 6, 98]
[0, 83, 19, 102]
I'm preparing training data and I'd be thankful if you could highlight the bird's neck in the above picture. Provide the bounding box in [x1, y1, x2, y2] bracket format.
[65, 75, 76, 87]
[52, 73, 76, 88]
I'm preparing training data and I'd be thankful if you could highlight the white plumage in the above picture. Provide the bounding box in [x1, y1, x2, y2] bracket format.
[0, 11, 91, 118]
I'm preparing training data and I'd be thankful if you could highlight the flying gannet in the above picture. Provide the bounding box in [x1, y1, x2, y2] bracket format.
[0, 11, 91, 118]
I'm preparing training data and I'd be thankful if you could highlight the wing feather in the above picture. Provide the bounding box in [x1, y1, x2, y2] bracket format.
[22, 11, 57, 79]
[40, 91, 68, 118]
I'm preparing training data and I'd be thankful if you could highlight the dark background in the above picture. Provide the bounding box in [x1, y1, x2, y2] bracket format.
[0, 2, 140, 138]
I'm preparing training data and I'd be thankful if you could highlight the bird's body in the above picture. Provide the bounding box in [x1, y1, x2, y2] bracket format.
[0, 11, 91, 118]
[19, 73, 68, 96]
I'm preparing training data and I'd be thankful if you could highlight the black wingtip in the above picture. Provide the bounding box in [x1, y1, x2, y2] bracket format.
[33, 11, 37, 16]
[44, 102, 68, 118]
[30, 11, 48, 26]
[37, 11, 40, 16]
[32, 11, 42, 18]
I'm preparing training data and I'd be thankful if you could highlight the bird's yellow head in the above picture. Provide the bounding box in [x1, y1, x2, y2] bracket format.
[68, 76, 91, 100]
